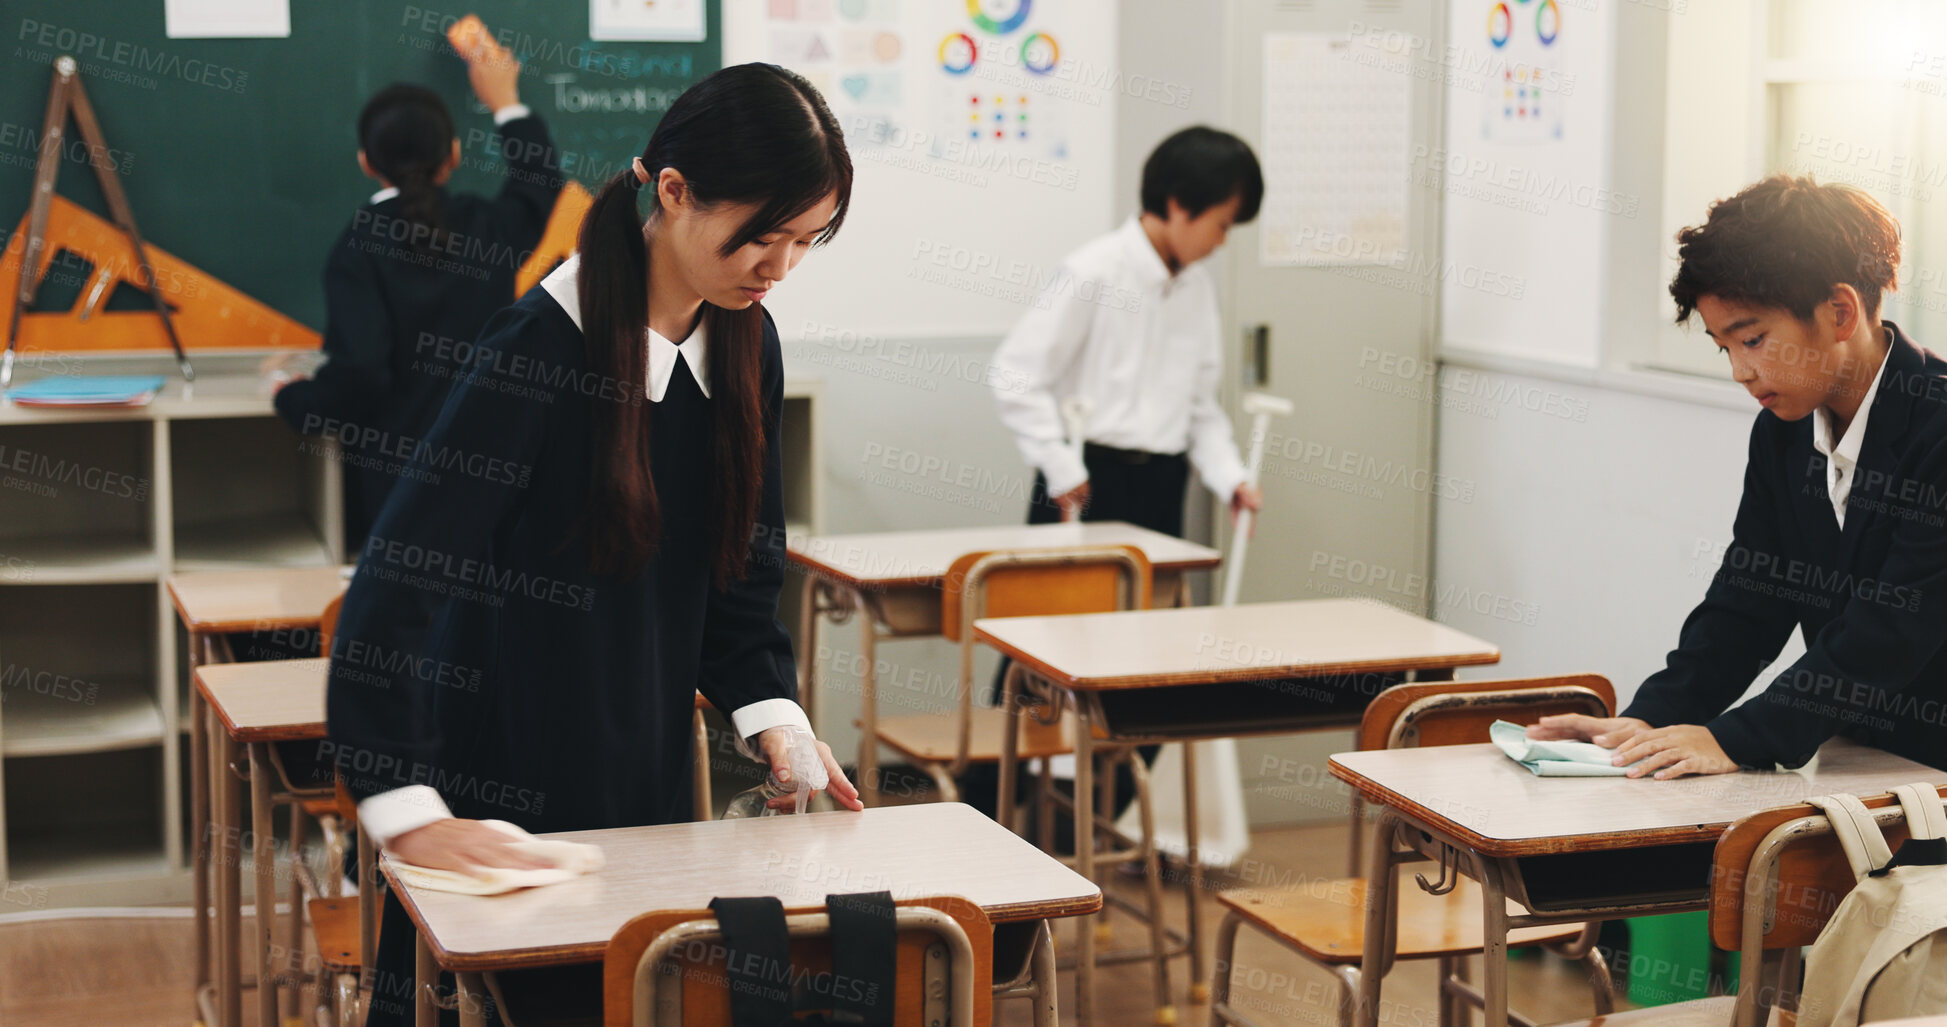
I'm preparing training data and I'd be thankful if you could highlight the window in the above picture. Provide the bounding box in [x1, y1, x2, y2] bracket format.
[1648, 0, 1947, 377]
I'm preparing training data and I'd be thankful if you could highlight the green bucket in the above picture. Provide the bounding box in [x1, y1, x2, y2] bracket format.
[1624, 912, 1716, 1005]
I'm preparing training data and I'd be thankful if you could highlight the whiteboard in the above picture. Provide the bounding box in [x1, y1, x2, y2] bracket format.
[1438, 0, 1619, 368]
[724, 0, 1116, 342]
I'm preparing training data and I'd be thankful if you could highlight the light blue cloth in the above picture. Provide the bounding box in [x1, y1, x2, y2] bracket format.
[1489, 719, 1632, 777]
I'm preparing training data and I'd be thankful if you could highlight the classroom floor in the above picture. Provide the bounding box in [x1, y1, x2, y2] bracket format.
[0, 819, 1637, 1027]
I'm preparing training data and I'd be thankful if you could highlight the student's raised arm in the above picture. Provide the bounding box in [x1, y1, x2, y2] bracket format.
[454, 25, 564, 247]
[991, 258, 1100, 507]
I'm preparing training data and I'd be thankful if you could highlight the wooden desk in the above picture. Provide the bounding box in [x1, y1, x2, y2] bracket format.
[170, 567, 347, 1027]
[975, 598, 1500, 1027]
[194, 656, 330, 1027]
[787, 521, 1221, 804]
[1331, 739, 1946, 1027]
[385, 802, 1103, 1027]
[169, 564, 352, 652]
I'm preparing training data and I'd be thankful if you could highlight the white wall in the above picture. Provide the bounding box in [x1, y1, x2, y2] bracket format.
[1431, 361, 1804, 709]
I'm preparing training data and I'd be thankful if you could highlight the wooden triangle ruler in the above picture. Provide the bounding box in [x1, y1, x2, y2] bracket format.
[2, 56, 320, 386]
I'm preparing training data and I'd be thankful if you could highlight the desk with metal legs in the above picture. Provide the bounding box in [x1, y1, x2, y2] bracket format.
[787, 521, 1221, 805]
[1331, 739, 1946, 1027]
[977, 598, 1502, 1027]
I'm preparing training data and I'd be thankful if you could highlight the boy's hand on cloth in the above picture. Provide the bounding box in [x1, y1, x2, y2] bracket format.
[1611, 724, 1739, 779]
[1526, 713, 1651, 748]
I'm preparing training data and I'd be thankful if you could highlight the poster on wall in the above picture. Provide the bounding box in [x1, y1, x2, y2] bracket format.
[164, 0, 290, 38]
[1440, 0, 1615, 368]
[722, 0, 1117, 340]
[1258, 32, 1410, 267]
[1481, 0, 1564, 143]
[726, 0, 1084, 162]
[590, 0, 708, 42]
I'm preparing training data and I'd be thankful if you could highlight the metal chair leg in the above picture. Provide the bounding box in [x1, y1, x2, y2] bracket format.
[286, 801, 307, 1024]
[1129, 752, 1177, 1025]
[1207, 911, 1244, 1027]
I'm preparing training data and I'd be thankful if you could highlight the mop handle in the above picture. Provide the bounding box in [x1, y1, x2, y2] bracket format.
[1222, 393, 1293, 608]
[1058, 395, 1092, 522]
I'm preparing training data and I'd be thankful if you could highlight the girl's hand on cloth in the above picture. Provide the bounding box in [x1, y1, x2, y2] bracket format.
[388, 818, 557, 875]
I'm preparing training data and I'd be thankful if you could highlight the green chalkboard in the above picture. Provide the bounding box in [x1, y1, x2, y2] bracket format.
[0, 1, 719, 330]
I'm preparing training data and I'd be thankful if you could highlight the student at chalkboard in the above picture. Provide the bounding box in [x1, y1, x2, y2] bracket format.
[272, 31, 564, 550]
[324, 64, 860, 1025]
[1530, 176, 1947, 777]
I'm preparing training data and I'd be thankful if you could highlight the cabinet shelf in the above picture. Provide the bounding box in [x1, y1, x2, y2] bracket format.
[2, 677, 164, 758]
[173, 512, 333, 570]
[0, 532, 159, 585]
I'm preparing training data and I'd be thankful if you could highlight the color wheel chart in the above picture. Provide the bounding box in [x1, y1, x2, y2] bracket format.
[720, 0, 1114, 340]
[1483, 0, 1563, 143]
[932, 0, 1069, 160]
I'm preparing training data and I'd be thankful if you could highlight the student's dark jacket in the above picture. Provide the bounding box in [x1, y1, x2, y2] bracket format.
[274, 113, 564, 547]
[1626, 323, 1947, 769]
[323, 284, 798, 831]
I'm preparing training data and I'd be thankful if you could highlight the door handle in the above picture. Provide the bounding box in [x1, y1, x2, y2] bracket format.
[1245, 323, 1270, 387]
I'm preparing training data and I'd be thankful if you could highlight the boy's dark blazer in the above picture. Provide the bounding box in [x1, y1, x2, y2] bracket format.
[1625, 322, 1947, 769]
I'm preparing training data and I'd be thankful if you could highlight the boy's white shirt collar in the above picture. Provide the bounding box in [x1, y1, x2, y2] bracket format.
[1117, 214, 1175, 288]
[540, 253, 710, 401]
[1810, 336, 1892, 527]
[369, 186, 400, 204]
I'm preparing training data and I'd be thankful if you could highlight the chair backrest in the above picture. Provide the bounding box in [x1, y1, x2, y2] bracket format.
[318, 593, 344, 657]
[1705, 785, 1947, 1026]
[1709, 785, 1947, 950]
[940, 544, 1152, 642]
[603, 894, 993, 1027]
[1356, 673, 1617, 752]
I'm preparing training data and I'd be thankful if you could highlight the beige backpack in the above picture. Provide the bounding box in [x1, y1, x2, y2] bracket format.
[1796, 783, 1947, 1027]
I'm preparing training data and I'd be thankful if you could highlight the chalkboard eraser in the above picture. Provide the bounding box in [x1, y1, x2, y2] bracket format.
[446, 14, 488, 56]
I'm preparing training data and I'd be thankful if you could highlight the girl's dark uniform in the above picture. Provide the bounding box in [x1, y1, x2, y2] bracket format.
[326, 274, 801, 1024]
[1626, 323, 1947, 770]
[274, 113, 564, 549]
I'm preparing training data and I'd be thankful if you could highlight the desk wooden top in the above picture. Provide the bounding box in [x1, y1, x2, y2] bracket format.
[785, 521, 1221, 589]
[973, 598, 1500, 690]
[385, 803, 1103, 971]
[167, 565, 351, 633]
[1330, 738, 1946, 857]
[195, 658, 328, 743]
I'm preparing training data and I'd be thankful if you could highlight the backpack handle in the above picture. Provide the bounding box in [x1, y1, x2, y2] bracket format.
[1806, 792, 1894, 882]
[1892, 783, 1947, 842]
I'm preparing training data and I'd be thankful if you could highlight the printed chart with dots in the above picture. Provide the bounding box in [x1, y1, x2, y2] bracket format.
[932, 0, 1069, 158]
[1481, 0, 1563, 143]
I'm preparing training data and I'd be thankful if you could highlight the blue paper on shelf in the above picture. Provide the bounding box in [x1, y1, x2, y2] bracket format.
[7, 375, 167, 406]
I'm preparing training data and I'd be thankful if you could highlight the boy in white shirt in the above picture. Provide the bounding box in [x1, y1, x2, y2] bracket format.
[974, 128, 1264, 837]
[993, 126, 1265, 534]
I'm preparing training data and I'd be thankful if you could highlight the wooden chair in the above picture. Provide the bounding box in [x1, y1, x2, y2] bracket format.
[306, 777, 377, 1027]
[1209, 674, 1621, 1027]
[870, 544, 1178, 1019]
[602, 895, 994, 1026]
[1551, 783, 1947, 1027]
[870, 543, 1150, 801]
[297, 594, 378, 1026]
